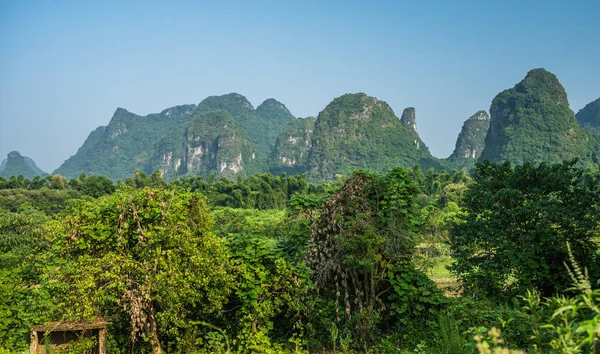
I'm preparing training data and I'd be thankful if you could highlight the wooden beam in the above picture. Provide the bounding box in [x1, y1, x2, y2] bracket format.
[29, 330, 38, 353]
[98, 328, 106, 354]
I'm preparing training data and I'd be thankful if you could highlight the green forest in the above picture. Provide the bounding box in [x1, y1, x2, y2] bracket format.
[0, 160, 599, 353]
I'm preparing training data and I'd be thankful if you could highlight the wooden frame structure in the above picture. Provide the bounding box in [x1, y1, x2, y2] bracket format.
[29, 320, 107, 354]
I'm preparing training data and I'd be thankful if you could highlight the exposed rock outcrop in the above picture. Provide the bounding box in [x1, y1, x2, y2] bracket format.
[449, 110, 490, 162]
[269, 117, 316, 175]
[184, 110, 258, 179]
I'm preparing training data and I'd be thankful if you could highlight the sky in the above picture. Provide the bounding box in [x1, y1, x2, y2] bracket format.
[1, 0, 599, 173]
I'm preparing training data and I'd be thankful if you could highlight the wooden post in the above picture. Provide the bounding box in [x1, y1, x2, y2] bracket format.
[29, 330, 38, 354]
[98, 328, 106, 354]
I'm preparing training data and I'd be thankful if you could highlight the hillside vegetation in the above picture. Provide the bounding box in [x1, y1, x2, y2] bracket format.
[306, 93, 440, 180]
[576, 97, 600, 136]
[479, 69, 598, 167]
[1, 159, 598, 353]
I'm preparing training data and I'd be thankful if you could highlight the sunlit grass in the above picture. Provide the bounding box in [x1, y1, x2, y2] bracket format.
[428, 255, 452, 280]
[414, 243, 460, 296]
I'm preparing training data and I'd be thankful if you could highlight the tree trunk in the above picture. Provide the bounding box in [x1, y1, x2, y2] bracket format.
[149, 329, 162, 354]
[148, 305, 163, 354]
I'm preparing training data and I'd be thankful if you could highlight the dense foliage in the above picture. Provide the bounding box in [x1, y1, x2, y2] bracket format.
[0, 207, 52, 350]
[304, 169, 444, 348]
[0, 188, 81, 216]
[47, 188, 234, 353]
[451, 159, 600, 299]
[0, 159, 599, 353]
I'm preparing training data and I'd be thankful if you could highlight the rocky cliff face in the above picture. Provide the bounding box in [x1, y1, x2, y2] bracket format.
[269, 117, 316, 175]
[306, 93, 438, 180]
[400, 107, 417, 134]
[449, 110, 490, 162]
[400, 107, 429, 150]
[576, 97, 600, 137]
[152, 133, 186, 178]
[479, 68, 597, 166]
[195, 94, 294, 162]
[184, 110, 257, 179]
[256, 98, 296, 142]
[0, 151, 46, 179]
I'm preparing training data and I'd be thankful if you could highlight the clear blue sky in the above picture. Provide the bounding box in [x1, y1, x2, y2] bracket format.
[1, 0, 599, 172]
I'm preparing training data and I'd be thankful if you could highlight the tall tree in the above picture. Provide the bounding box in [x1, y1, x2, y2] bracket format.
[305, 168, 423, 341]
[450, 159, 600, 299]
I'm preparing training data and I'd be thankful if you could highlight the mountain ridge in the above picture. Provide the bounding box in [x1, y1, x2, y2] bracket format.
[52, 93, 297, 180]
[17, 70, 595, 182]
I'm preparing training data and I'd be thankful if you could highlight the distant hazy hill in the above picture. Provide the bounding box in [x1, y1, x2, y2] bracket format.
[576, 97, 600, 137]
[479, 68, 598, 167]
[54, 105, 196, 179]
[0, 151, 46, 179]
[56, 92, 441, 182]
[306, 93, 439, 180]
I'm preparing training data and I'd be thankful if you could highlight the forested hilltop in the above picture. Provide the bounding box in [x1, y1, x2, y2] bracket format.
[479, 69, 599, 167]
[17, 69, 590, 182]
[1, 159, 599, 353]
[52, 94, 295, 181]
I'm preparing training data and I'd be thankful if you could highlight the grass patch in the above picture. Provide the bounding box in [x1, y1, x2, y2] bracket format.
[413, 244, 460, 296]
[428, 255, 452, 280]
